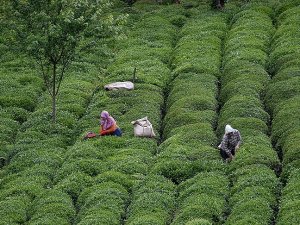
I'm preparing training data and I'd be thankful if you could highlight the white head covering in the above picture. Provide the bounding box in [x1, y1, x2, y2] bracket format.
[225, 124, 235, 134]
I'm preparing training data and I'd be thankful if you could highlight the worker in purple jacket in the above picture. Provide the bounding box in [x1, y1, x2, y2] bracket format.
[218, 124, 242, 162]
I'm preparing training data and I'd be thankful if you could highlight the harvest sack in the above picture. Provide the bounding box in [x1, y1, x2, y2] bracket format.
[104, 81, 134, 91]
[131, 117, 156, 137]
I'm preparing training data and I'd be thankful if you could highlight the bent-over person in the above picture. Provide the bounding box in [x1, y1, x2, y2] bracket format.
[100, 111, 122, 137]
[218, 124, 241, 162]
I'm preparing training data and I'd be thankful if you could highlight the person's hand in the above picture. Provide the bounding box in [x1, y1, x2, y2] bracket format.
[226, 155, 234, 162]
[235, 145, 240, 152]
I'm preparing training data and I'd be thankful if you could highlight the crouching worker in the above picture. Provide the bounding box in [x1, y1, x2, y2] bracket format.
[218, 124, 241, 162]
[100, 111, 122, 137]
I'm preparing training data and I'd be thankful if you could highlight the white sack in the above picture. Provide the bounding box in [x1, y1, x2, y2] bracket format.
[131, 117, 156, 137]
[104, 81, 134, 91]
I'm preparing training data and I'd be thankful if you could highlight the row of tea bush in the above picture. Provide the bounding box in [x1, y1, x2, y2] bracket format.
[266, 2, 300, 224]
[219, 2, 281, 224]
[154, 8, 229, 224]
[46, 3, 186, 224]
[0, 17, 119, 224]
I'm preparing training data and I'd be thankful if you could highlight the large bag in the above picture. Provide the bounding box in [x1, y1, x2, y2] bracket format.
[131, 117, 156, 137]
[104, 81, 134, 91]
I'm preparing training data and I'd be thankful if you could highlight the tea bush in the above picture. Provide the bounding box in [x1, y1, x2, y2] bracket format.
[216, 117, 268, 137]
[106, 148, 152, 175]
[28, 189, 75, 223]
[94, 171, 136, 191]
[161, 123, 217, 148]
[229, 186, 277, 209]
[173, 172, 228, 224]
[225, 198, 273, 225]
[229, 143, 279, 171]
[0, 196, 30, 224]
[126, 175, 176, 225]
[153, 144, 223, 183]
[76, 182, 129, 225]
[271, 98, 300, 146]
[231, 165, 280, 196]
[219, 95, 270, 123]
[54, 172, 95, 200]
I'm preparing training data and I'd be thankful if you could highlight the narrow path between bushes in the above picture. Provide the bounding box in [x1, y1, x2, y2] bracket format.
[267, 9, 282, 225]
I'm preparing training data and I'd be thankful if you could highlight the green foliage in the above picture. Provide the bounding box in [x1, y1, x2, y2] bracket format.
[126, 215, 165, 225]
[229, 143, 279, 171]
[0, 196, 30, 224]
[163, 110, 217, 140]
[127, 175, 176, 225]
[225, 199, 273, 225]
[216, 117, 268, 138]
[173, 172, 228, 224]
[28, 189, 75, 223]
[6, 147, 63, 174]
[161, 123, 217, 149]
[54, 172, 94, 200]
[168, 95, 217, 116]
[0, 175, 47, 200]
[94, 171, 136, 191]
[177, 172, 228, 200]
[282, 132, 300, 166]
[172, 194, 225, 225]
[185, 219, 212, 225]
[77, 211, 123, 225]
[219, 79, 262, 104]
[56, 159, 107, 179]
[272, 66, 300, 82]
[28, 216, 70, 225]
[106, 148, 152, 175]
[153, 144, 223, 183]
[271, 98, 300, 146]
[229, 186, 277, 209]
[219, 95, 270, 124]
[224, 48, 268, 68]
[222, 62, 270, 86]
[231, 165, 280, 196]
[77, 182, 129, 224]
[0, 107, 30, 123]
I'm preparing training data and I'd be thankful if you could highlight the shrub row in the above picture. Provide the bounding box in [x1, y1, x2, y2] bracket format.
[219, 4, 280, 225]
[50, 5, 184, 224]
[266, 4, 300, 224]
[172, 172, 228, 225]
[0, 29, 111, 225]
[153, 9, 229, 224]
[0, 70, 44, 166]
[126, 175, 176, 225]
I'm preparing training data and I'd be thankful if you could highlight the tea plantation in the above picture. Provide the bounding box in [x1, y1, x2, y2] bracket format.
[1, 0, 300, 224]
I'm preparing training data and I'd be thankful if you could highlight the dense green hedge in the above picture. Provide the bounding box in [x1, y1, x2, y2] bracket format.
[126, 175, 176, 225]
[267, 4, 300, 224]
[219, 4, 279, 225]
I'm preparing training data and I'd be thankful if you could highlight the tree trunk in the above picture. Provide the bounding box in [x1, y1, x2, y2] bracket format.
[52, 63, 57, 123]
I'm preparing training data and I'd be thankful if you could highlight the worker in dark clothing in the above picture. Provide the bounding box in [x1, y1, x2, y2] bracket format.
[218, 124, 242, 162]
[212, 0, 225, 10]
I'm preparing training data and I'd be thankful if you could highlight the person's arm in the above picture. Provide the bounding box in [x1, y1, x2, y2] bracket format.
[219, 135, 233, 159]
[222, 135, 234, 160]
[235, 131, 242, 150]
[218, 134, 226, 149]
[100, 123, 117, 136]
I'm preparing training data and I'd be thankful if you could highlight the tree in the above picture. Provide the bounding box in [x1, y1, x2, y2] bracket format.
[11, 0, 126, 123]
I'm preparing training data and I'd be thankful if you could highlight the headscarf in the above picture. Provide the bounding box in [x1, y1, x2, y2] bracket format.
[100, 111, 116, 130]
[225, 124, 236, 134]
